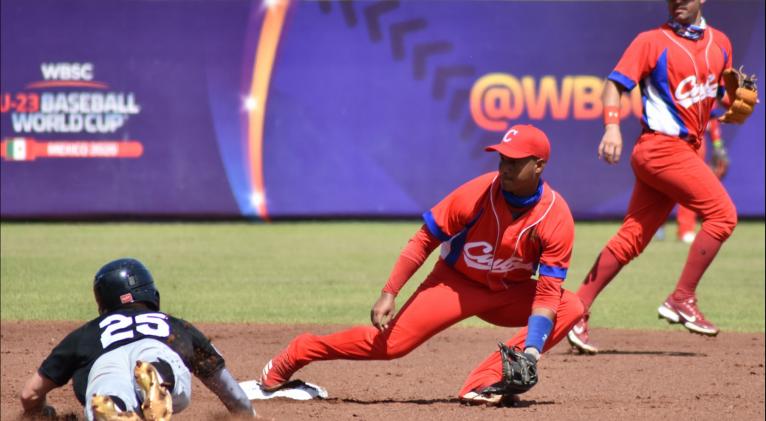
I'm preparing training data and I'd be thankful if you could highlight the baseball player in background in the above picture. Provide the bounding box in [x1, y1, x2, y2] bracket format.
[258, 124, 585, 405]
[566, 0, 758, 354]
[19, 258, 256, 420]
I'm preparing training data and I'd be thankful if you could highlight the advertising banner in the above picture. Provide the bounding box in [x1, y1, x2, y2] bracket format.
[2, 0, 763, 219]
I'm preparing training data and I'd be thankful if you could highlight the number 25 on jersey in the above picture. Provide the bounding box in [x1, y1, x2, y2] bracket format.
[99, 313, 170, 348]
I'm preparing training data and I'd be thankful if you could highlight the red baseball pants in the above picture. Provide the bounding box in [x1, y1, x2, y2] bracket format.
[607, 132, 737, 264]
[282, 260, 584, 396]
[675, 137, 707, 237]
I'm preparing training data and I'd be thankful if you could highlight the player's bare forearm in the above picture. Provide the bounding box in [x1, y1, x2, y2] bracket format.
[200, 367, 256, 417]
[598, 80, 626, 165]
[20, 372, 58, 415]
[602, 79, 624, 108]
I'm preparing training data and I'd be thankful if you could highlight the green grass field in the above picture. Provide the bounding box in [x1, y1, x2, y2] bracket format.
[1, 221, 763, 332]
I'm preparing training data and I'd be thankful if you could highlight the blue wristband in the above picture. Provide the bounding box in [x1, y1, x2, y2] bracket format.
[525, 314, 554, 353]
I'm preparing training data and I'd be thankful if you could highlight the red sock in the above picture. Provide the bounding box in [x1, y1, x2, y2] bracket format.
[672, 230, 723, 301]
[576, 248, 624, 310]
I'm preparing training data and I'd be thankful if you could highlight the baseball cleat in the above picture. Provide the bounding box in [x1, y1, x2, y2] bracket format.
[658, 295, 719, 336]
[566, 313, 598, 355]
[260, 347, 296, 392]
[135, 361, 173, 421]
[460, 390, 520, 407]
[91, 394, 141, 421]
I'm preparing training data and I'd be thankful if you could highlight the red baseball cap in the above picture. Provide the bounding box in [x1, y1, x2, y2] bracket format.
[484, 124, 551, 161]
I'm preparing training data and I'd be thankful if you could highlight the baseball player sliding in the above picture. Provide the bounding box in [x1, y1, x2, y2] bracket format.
[567, 0, 758, 354]
[19, 258, 256, 420]
[258, 124, 585, 405]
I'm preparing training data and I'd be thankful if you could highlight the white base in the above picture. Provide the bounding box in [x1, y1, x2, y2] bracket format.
[239, 380, 328, 401]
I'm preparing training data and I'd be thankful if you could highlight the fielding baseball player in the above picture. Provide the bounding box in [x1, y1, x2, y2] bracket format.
[567, 0, 758, 354]
[20, 258, 256, 420]
[258, 124, 585, 405]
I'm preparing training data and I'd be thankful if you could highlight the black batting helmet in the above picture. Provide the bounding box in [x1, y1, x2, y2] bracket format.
[93, 258, 160, 314]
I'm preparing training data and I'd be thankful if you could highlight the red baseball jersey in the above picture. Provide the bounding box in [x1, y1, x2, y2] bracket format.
[608, 22, 732, 145]
[423, 172, 574, 291]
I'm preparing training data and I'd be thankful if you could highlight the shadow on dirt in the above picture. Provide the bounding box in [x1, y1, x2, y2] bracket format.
[595, 350, 703, 357]
[332, 397, 461, 405]
[331, 397, 556, 407]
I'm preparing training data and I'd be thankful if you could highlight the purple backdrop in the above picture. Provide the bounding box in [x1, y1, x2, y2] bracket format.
[1, 0, 763, 219]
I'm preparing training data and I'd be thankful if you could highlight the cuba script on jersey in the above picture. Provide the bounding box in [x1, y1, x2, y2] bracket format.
[675, 74, 718, 109]
[424, 172, 573, 291]
[462, 241, 534, 273]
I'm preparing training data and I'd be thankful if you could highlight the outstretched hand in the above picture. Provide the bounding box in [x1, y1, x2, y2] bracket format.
[370, 292, 396, 331]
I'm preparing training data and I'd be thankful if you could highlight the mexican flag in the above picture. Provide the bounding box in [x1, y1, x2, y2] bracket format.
[3, 138, 30, 161]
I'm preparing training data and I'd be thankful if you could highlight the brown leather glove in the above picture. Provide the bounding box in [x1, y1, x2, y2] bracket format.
[719, 66, 758, 124]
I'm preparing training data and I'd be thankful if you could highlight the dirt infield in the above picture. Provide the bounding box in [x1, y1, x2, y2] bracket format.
[2, 321, 763, 420]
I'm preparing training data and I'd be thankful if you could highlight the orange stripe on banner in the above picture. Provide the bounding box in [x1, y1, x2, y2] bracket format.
[0, 138, 143, 161]
[247, 0, 290, 220]
[26, 80, 109, 89]
[37, 141, 143, 158]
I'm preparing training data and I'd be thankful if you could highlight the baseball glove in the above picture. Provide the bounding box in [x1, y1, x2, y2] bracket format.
[719, 66, 758, 124]
[479, 343, 538, 397]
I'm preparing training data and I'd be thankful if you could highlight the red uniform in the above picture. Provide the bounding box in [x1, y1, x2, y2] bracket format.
[570, 19, 738, 347]
[610, 22, 731, 144]
[605, 21, 736, 263]
[264, 171, 584, 397]
[424, 173, 573, 292]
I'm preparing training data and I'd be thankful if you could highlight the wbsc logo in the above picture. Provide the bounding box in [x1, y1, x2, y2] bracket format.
[39, 62, 95, 81]
[470, 73, 643, 132]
